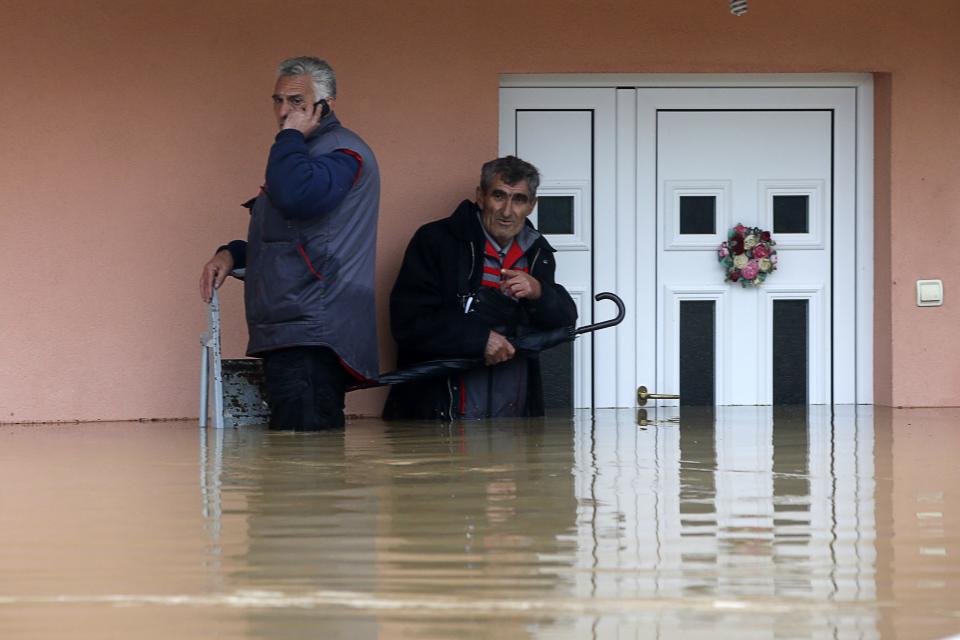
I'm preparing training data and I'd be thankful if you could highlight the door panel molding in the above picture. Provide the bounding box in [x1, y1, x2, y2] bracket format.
[532, 179, 591, 250]
[757, 285, 827, 405]
[757, 179, 827, 249]
[662, 180, 731, 250]
[660, 286, 729, 407]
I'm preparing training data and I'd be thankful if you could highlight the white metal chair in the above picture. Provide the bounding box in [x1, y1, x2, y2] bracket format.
[199, 276, 269, 428]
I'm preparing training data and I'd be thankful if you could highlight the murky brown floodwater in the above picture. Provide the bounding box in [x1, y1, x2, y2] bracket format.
[1, 407, 958, 639]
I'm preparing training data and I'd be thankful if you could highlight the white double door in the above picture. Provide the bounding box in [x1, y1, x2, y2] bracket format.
[500, 85, 859, 407]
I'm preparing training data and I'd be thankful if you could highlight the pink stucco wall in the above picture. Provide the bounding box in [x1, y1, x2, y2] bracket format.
[1, 0, 958, 421]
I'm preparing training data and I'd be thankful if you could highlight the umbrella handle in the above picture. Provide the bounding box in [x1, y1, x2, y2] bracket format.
[573, 292, 625, 335]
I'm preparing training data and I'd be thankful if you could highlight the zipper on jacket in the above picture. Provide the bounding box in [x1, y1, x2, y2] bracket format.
[467, 241, 476, 284]
[529, 247, 542, 276]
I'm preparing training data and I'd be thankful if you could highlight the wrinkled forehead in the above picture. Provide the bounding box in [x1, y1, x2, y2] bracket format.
[272, 74, 314, 99]
[485, 175, 532, 197]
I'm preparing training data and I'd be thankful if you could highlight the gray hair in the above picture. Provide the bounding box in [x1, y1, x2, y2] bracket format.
[479, 156, 541, 198]
[277, 56, 337, 100]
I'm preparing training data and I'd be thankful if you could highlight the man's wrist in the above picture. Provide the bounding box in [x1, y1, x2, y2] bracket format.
[276, 128, 306, 140]
[277, 125, 303, 137]
[215, 240, 246, 270]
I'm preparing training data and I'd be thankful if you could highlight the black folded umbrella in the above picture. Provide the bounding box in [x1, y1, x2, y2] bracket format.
[349, 292, 625, 390]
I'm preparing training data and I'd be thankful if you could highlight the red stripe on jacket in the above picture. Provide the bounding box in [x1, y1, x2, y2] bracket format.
[297, 244, 325, 280]
[336, 148, 364, 186]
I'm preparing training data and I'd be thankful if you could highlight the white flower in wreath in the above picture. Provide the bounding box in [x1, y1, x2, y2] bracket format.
[743, 234, 759, 250]
[733, 254, 749, 269]
[759, 257, 773, 272]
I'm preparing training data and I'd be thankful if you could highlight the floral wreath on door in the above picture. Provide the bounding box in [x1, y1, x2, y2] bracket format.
[718, 224, 777, 287]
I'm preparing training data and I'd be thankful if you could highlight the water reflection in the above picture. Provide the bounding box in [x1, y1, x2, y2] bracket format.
[197, 408, 888, 638]
[560, 407, 882, 637]
[201, 421, 581, 638]
[3, 408, 959, 638]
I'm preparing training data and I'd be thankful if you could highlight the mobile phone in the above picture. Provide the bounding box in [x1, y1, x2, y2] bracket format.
[314, 99, 330, 118]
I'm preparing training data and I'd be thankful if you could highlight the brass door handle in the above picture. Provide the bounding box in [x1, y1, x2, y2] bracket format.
[636, 385, 680, 406]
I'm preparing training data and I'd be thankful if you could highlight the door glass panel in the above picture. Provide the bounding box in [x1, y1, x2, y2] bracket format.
[540, 340, 573, 410]
[679, 195, 716, 235]
[680, 300, 715, 406]
[773, 300, 808, 404]
[536, 196, 575, 235]
[773, 195, 810, 234]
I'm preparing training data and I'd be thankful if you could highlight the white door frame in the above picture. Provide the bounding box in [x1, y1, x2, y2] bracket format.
[500, 74, 874, 406]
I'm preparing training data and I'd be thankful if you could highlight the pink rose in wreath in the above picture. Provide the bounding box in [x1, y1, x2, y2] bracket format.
[741, 260, 760, 280]
[718, 245, 729, 258]
[752, 243, 770, 259]
[734, 224, 748, 235]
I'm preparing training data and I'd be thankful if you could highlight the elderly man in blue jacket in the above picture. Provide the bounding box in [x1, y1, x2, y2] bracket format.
[384, 156, 577, 421]
[200, 56, 380, 431]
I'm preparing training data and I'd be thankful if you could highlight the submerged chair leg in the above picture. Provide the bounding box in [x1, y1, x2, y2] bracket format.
[199, 346, 209, 428]
[211, 290, 225, 430]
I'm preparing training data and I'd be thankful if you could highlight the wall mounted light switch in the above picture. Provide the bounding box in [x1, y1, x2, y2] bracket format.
[917, 279, 943, 307]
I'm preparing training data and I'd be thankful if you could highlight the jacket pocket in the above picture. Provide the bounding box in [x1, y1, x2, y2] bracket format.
[249, 245, 314, 325]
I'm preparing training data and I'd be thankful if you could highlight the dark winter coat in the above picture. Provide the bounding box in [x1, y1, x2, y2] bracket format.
[382, 199, 577, 420]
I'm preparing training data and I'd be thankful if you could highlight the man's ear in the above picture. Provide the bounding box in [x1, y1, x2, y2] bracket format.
[475, 186, 484, 206]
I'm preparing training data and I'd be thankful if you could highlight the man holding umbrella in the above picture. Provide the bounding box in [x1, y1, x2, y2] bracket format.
[383, 156, 577, 420]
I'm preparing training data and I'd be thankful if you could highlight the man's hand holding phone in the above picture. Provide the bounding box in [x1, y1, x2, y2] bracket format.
[282, 99, 327, 137]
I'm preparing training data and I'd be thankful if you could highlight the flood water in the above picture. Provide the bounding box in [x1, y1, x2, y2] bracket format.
[1, 407, 958, 639]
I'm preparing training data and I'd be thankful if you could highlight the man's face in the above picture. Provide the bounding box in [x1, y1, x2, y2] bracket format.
[476, 176, 537, 247]
[272, 74, 316, 129]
